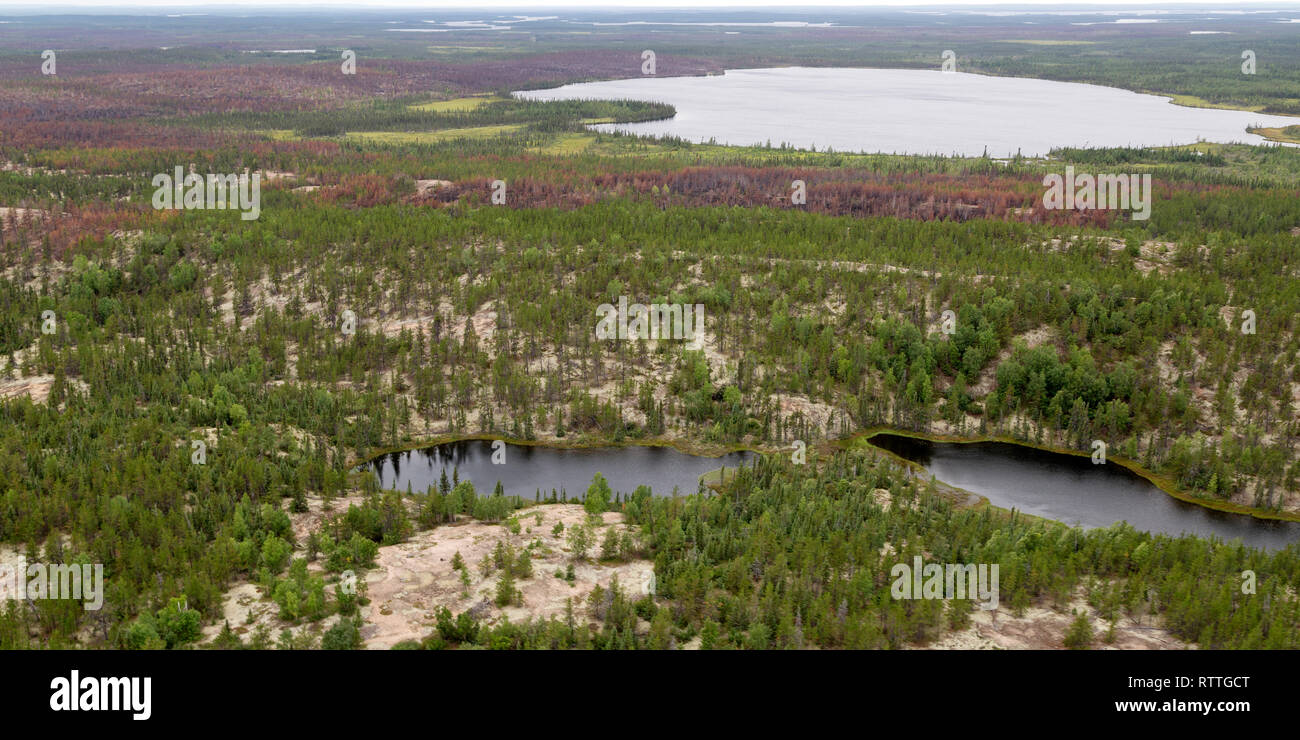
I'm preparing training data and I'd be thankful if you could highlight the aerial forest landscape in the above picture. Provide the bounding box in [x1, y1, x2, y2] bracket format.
[0, 1, 1298, 719]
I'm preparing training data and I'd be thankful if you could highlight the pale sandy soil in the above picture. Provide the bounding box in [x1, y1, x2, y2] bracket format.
[918, 591, 1189, 650]
[759, 255, 947, 280]
[287, 493, 368, 550]
[1134, 239, 1177, 276]
[376, 297, 495, 341]
[770, 393, 841, 436]
[199, 579, 344, 646]
[0, 340, 38, 375]
[184, 240, 855, 453]
[356, 277, 846, 452]
[1, 161, 71, 176]
[1042, 235, 1179, 276]
[207, 264, 357, 330]
[3, 236, 135, 290]
[415, 179, 452, 195]
[0, 544, 25, 602]
[2, 538, 100, 648]
[0, 206, 47, 225]
[0, 371, 82, 405]
[871, 488, 894, 511]
[970, 325, 1054, 396]
[199, 493, 370, 646]
[200, 581, 279, 640]
[685, 316, 731, 386]
[0, 375, 54, 404]
[1218, 304, 1241, 329]
[362, 505, 652, 649]
[1151, 335, 1298, 511]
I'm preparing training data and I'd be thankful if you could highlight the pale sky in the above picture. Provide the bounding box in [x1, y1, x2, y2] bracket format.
[2, 1, 1297, 9]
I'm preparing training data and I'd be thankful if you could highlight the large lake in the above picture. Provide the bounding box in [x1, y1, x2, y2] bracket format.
[516, 67, 1298, 157]
[366, 440, 756, 499]
[867, 433, 1300, 552]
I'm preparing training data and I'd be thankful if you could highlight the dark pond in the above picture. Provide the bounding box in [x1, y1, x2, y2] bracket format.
[867, 433, 1300, 552]
[365, 440, 757, 499]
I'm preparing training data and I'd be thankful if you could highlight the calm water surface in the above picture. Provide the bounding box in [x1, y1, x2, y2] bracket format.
[516, 67, 1298, 157]
[868, 433, 1300, 551]
[366, 440, 756, 499]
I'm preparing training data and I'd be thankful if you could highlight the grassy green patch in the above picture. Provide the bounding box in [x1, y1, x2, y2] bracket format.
[998, 39, 1097, 46]
[530, 133, 597, 155]
[256, 129, 301, 141]
[1163, 93, 1267, 113]
[406, 96, 497, 113]
[1247, 124, 1300, 144]
[344, 124, 525, 145]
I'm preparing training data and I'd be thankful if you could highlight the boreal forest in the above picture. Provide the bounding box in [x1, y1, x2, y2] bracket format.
[1, 6, 1298, 654]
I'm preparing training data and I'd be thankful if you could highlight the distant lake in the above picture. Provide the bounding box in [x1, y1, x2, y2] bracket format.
[516, 67, 1298, 157]
[365, 440, 756, 499]
[867, 433, 1300, 552]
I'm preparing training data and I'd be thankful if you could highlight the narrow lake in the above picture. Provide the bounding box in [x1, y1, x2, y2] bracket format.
[515, 66, 1298, 157]
[366, 440, 757, 499]
[867, 433, 1300, 551]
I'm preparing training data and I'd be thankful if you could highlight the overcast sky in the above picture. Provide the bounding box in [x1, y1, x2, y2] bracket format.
[3, 1, 1298, 9]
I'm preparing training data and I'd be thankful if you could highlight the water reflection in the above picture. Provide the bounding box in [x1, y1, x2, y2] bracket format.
[868, 433, 1300, 552]
[365, 440, 757, 500]
[517, 67, 1297, 157]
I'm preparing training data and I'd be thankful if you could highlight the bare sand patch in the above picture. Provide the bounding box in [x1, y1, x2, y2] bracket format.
[201, 581, 276, 640]
[415, 179, 452, 195]
[685, 317, 730, 385]
[199, 579, 344, 646]
[362, 505, 651, 649]
[919, 593, 1189, 650]
[966, 325, 1054, 397]
[0, 374, 54, 404]
[0, 544, 26, 602]
[1135, 239, 1176, 276]
[769, 393, 842, 436]
[288, 493, 368, 549]
[871, 488, 893, 511]
[0, 207, 47, 225]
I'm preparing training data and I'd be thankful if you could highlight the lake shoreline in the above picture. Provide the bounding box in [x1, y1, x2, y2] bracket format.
[848, 426, 1300, 525]
[354, 433, 769, 498]
[357, 426, 1300, 525]
[353, 432, 769, 472]
[518, 66, 1300, 157]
